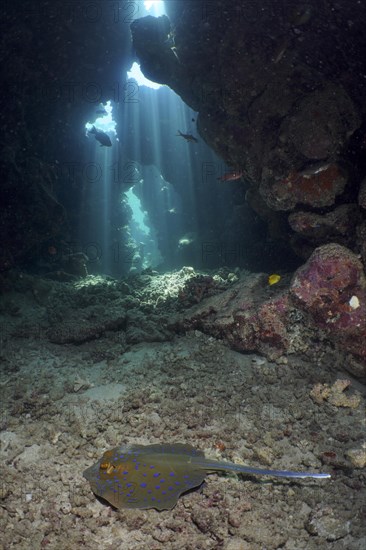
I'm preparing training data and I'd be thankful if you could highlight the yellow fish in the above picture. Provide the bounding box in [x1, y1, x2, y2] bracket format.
[268, 274, 281, 286]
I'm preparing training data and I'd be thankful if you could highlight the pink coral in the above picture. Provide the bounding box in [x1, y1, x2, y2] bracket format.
[290, 243, 366, 361]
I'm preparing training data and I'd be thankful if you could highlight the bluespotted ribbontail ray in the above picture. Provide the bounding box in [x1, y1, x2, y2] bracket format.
[83, 443, 331, 511]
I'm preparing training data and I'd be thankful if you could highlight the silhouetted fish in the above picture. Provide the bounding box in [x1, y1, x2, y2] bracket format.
[83, 443, 330, 511]
[176, 130, 198, 143]
[88, 126, 112, 147]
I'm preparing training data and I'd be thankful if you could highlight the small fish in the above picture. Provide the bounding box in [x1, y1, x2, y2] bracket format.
[176, 130, 198, 143]
[48, 246, 57, 256]
[218, 171, 243, 182]
[171, 47, 181, 62]
[88, 126, 112, 147]
[96, 108, 108, 115]
[268, 274, 281, 286]
[83, 443, 330, 511]
[299, 162, 331, 178]
[178, 236, 193, 247]
[272, 37, 290, 64]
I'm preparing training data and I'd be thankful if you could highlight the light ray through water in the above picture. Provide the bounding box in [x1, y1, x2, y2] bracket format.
[80, 2, 232, 276]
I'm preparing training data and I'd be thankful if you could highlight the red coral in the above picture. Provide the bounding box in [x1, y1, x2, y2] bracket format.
[272, 163, 347, 209]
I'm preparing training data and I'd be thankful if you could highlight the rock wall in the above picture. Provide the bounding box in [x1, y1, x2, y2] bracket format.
[132, 0, 366, 265]
[2, 0, 366, 277]
[0, 1, 132, 272]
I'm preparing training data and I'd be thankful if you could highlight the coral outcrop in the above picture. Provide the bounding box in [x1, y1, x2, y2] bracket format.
[171, 245, 366, 371]
[290, 243, 366, 362]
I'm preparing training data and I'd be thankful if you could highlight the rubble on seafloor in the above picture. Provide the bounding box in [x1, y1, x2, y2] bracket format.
[1, 252, 365, 373]
[310, 379, 362, 408]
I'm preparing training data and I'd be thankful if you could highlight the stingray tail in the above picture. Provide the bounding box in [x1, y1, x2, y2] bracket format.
[201, 460, 331, 479]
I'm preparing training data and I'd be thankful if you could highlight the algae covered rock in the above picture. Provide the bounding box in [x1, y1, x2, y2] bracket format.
[290, 243, 366, 364]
